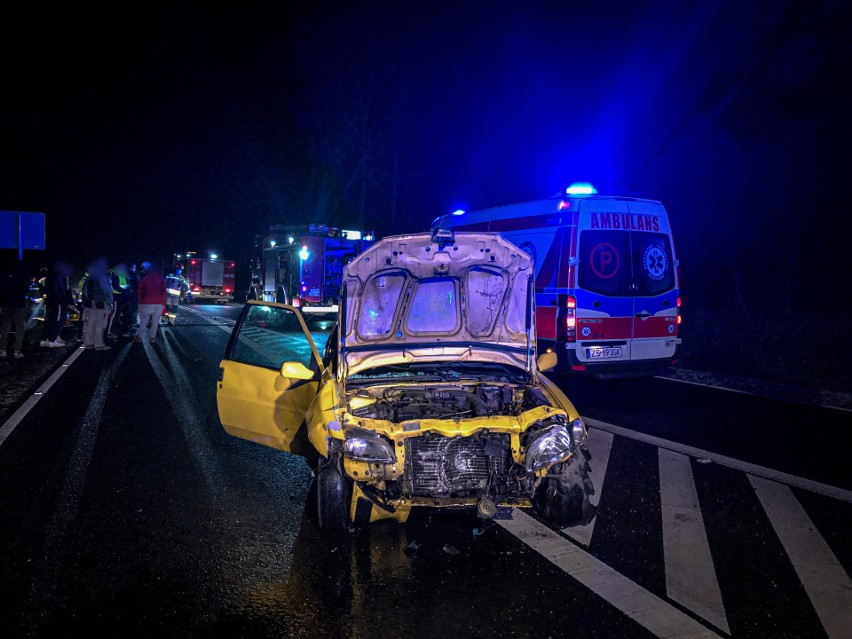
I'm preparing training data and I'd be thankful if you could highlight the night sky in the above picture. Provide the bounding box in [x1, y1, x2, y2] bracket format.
[2, 1, 850, 311]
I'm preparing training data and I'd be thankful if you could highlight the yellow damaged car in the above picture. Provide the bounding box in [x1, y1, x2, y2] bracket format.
[217, 230, 596, 530]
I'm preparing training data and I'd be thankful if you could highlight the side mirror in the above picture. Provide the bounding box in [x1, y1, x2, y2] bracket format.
[537, 351, 558, 373]
[280, 361, 315, 380]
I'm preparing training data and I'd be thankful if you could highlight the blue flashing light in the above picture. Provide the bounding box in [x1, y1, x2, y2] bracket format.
[451, 209, 466, 216]
[299, 246, 310, 260]
[210, 253, 218, 259]
[565, 182, 597, 196]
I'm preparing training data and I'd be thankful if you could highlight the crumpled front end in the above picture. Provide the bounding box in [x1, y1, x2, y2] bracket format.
[336, 382, 592, 524]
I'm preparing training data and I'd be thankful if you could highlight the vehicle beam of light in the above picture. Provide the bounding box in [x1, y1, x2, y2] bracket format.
[566, 182, 597, 195]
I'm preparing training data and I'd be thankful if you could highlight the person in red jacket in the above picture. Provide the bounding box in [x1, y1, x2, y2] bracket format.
[136, 262, 167, 343]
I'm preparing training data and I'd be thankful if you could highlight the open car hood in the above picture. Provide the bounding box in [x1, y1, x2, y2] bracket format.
[339, 231, 535, 380]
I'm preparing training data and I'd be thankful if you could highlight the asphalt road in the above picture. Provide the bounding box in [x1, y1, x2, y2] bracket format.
[0, 304, 849, 638]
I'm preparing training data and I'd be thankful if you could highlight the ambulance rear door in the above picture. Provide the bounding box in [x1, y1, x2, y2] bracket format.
[626, 200, 679, 362]
[574, 199, 634, 364]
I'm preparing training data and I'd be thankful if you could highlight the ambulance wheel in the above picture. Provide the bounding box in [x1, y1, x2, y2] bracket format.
[316, 455, 352, 531]
[534, 445, 597, 528]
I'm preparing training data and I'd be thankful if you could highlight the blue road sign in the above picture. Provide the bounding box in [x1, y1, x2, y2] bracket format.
[0, 211, 46, 258]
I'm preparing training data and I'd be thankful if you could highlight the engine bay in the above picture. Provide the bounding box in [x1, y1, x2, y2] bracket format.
[348, 383, 551, 422]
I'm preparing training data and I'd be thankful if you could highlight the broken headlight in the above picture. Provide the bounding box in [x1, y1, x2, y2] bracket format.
[524, 418, 586, 472]
[343, 427, 395, 463]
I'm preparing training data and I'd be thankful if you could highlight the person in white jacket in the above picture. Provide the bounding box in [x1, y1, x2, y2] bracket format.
[81, 258, 114, 351]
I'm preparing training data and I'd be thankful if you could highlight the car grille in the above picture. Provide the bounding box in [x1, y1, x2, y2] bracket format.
[403, 434, 510, 497]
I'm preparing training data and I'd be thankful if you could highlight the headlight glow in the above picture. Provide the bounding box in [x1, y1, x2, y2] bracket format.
[570, 418, 587, 448]
[343, 427, 395, 463]
[525, 417, 586, 472]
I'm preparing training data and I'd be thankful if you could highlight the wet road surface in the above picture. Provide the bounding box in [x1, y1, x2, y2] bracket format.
[0, 305, 849, 638]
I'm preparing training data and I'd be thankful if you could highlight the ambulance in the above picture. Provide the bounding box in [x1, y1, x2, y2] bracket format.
[433, 183, 681, 377]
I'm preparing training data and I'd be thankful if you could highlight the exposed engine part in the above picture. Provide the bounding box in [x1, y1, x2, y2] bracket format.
[477, 495, 497, 519]
[350, 384, 546, 423]
[403, 433, 513, 498]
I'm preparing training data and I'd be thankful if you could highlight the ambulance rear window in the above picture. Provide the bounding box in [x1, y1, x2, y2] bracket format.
[578, 231, 631, 297]
[632, 232, 675, 296]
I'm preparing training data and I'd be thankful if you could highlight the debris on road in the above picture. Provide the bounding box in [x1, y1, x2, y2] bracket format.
[404, 540, 420, 554]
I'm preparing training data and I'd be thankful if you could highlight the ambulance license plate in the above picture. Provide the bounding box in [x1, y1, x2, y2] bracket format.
[586, 346, 623, 360]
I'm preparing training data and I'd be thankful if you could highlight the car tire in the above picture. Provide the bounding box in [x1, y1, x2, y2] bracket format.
[534, 445, 597, 528]
[316, 455, 352, 531]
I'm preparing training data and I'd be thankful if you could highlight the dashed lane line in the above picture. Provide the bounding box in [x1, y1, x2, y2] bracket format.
[749, 475, 852, 639]
[0, 346, 86, 449]
[564, 428, 613, 547]
[498, 510, 721, 639]
[658, 449, 729, 634]
[585, 418, 852, 504]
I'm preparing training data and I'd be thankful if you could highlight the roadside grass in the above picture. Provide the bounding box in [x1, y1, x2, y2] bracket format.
[678, 308, 852, 394]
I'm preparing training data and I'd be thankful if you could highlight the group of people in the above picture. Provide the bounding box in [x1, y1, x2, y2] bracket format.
[79, 259, 168, 350]
[0, 260, 77, 359]
[0, 258, 169, 359]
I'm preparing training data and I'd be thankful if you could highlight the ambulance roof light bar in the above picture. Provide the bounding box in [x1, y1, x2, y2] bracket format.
[565, 182, 597, 196]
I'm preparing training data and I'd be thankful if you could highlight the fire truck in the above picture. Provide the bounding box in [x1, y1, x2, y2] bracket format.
[253, 224, 374, 306]
[173, 251, 236, 304]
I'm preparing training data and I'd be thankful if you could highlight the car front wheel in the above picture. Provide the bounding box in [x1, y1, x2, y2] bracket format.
[316, 455, 352, 531]
[534, 445, 597, 528]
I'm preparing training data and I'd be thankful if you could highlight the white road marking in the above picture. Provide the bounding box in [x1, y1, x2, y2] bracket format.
[498, 510, 720, 638]
[0, 346, 85, 449]
[749, 475, 852, 639]
[654, 375, 852, 414]
[180, 305, 234, 334]
[585, 418, 852, 504]
[27, 343, 132, 619]
[564, 429, 613, 546]
[145, 336, 225, 488]
[658, 449, 729, 633]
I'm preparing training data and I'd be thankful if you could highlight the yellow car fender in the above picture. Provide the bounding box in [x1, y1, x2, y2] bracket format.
[350, 483, 410, 524]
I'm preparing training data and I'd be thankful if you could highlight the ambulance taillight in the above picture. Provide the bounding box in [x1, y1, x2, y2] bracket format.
[677, 296, 682, 326]
[558, 295, 577, 342]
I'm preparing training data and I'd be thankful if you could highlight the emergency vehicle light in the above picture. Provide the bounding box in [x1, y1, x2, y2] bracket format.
[451, 209, 466, 216]
[287, 236, 294, 244]
[566, 182, 597, 195]
[342, 230, 362, 240]
[270, 240, 276, 247]
[299, 246, 310, 260]
[210, 253, 218, 259]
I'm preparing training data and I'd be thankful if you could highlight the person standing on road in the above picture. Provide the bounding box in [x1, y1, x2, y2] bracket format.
[164, 267, 186, 326]
[248, 276, 260, 301]
[136, 262, 166, 344]
[126, 263, 140, 331]
[41, 260, 74, 348]
[0, 262, 33, 360]
[108, 263, 131, 338]
[82, 258, 113, 351]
